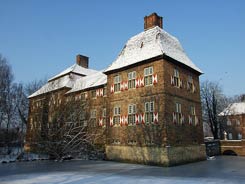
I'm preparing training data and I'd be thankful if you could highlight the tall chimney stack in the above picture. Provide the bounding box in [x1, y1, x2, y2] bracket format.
[144, 13, 163, 30]
[76, 54, 89, 68]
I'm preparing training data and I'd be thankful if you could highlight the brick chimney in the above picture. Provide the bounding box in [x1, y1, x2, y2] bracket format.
[76, 54, 89, 68]
[144, 13, 163, 30]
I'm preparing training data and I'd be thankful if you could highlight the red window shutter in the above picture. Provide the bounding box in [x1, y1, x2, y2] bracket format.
[135, 114, 139, 125]
[110, 85, 114, 93]
[171, 76, 174, 86]
[100, 88, 103, 96]
[96, 89, 100, 97]
[141, 113, 145, 124]
[154, 112, 158, 124]
[99, 118, 103, 126]
[140, 77, 144, 87]
[181, 114, 184, 124]
[110, 117, 113, 126]
[120, 82, 124, 91]
[124, 81, 128, 90]
[120, 116, 124, 126]
[124, 115, 128, 126]
[153, 74, 158, 84]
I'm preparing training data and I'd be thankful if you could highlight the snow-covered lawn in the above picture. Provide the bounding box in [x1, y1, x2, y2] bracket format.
[0, 156, 245, 184]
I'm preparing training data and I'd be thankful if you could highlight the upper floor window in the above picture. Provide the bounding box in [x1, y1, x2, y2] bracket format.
[114, 75, 121, 92]
[90, 109, 96, 119]
[128, 71, 136, 89]
[145, 101, 154, 123]
[187, 75, 194, 91]
[113, 106, 121, 125]
[189, 106, 196, 125]
[128, 104, 136, 125]
[144, 67, 153, 86]
[173, 69, 180, 87]
[91, 90, 96, 98]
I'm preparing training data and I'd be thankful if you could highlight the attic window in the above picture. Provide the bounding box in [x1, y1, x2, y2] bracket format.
[140, 42, 144, 48]
[156, 33, 161, 40]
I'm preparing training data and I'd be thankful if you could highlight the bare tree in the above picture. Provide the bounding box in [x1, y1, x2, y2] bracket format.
[0, 55, 14, 129]
[32, 97, 105, 160]
[201, 80, 229, 139]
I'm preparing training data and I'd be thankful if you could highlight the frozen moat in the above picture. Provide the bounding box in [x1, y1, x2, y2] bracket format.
[0, 156, 244, 184]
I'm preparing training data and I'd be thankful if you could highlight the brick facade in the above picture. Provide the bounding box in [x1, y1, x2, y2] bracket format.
[26, 13, 206, 165]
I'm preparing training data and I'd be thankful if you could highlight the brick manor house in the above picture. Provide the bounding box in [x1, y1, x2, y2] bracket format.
[26, 13, 206, 166]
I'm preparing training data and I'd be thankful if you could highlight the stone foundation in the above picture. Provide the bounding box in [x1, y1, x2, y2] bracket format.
[106, 144, 206, 166]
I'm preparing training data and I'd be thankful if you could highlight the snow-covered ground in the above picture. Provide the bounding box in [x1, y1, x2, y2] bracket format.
[0, 156, 244, 184]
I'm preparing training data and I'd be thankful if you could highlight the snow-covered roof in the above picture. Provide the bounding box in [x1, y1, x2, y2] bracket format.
[29, 74, 79, 98]
[104, 26, 202, 74]
[66, 71, 107, 94]
[219, 102, 245, 116]
[48, 64, 98, 81]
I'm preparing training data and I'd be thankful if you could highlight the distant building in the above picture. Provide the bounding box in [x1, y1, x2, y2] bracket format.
[26, 13, 206, 166]
[219, 99, 245, 155]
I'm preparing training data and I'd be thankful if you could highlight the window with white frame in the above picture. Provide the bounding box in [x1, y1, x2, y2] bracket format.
[189, 105, 195, 125]
[145, 101, 154, 123]
[176, 103, 182, 124]
[144, 67, 153, 86]
[90, 109, 96, 119]
[128, 71, 136, 89]
[174, 69, 180, 87]
[113, 106, 121, 125]
[114, 75, 121, 92]
[128, 104, 136, 125]
[187, 75, 194, 91]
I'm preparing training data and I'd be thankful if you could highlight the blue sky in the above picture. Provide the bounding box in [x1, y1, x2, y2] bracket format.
[0, 0, 244, 96]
